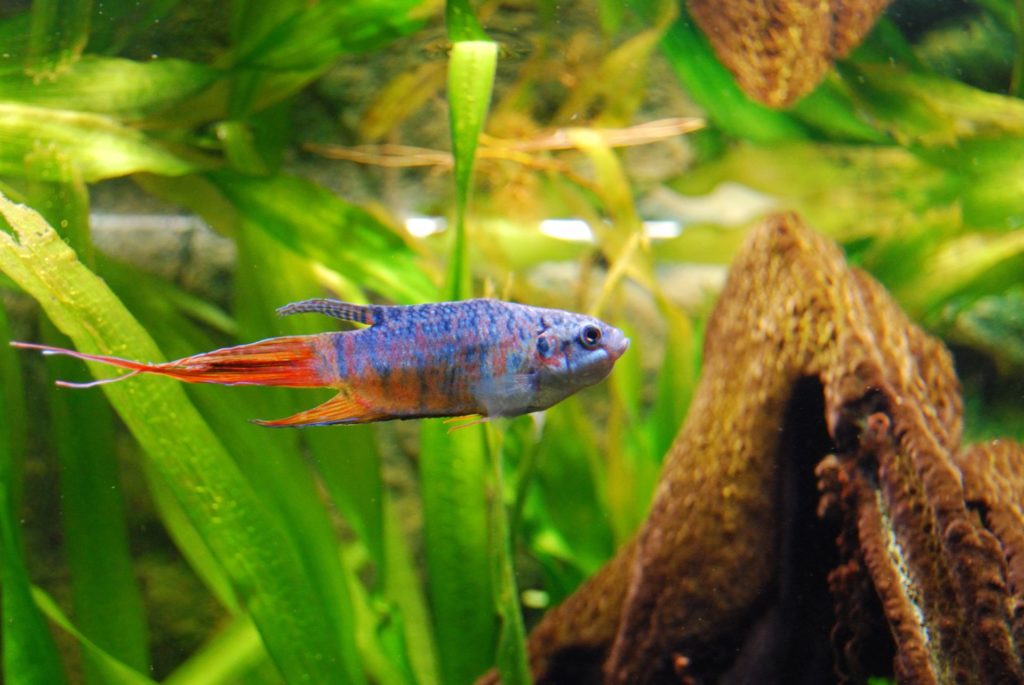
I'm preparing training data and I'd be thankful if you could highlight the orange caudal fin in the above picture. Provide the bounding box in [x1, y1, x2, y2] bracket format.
[252, 389, 385, 427]
[11, 336, 330, 389]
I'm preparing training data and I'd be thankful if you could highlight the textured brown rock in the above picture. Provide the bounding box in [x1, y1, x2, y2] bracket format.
[688, 0, 891, 107]
[955, 440, 1024, 660]
[482, 214, 1024, 684]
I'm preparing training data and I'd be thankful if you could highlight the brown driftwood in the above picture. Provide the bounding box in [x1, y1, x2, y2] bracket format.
[482, 213, 1024, 684]
[688, 0, 891, 107]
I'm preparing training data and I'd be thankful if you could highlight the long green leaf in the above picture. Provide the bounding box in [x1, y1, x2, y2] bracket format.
[232, 0, 427, 71]
[841, 64, 1024, 144]
[420, 424, 497, 685]
[225, 0, 425, 115]
[100, 194, 414, 685]
[0, 104, 199, 182]
[32, 589, 155, 685]
[141, 460, 240, 611]
[416, 7, 514, 684]
[789, 82, 888, 143]
[247, 228, 435, 681]
[27, 170, 149, 683]
[0, 305, 67, 685]
[485, 427, 530, 685]
[0, 493, 67, 685]
[86, 0, 183, 55]
[206, 172, 436, 303]
[0, 13, 31, 62]
[945, 286, 1024, 372]
[0, 297, 25, 498]
[97, 257, 241, 611]
[382, 495, 441, 684]
[664, 141, 953, 247]
[898, 230, 1024, 322]
[0, 193, 354, 684]
[531, 400, 614, 573]
[230, 0, 305, 56]
[27, 0, 91, 76]
[0, 56, 218, 119]
[163, 615, 266, 685]
[921, 137, 1024, 231]
[230, 220, 367, 685]
[446, 0, 489, 41]
[445, 0, 496, 299]
[118, 223, 368, 685]
[444, 39, 497, 299]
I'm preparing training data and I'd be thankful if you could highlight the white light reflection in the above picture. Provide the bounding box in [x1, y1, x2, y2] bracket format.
[404, 216, 447, 237]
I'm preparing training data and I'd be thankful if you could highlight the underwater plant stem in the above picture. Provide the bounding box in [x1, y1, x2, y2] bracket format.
[162, 617, 265, 685]
[1013, 0, 1024, 96]
[485, 425, 532, 685]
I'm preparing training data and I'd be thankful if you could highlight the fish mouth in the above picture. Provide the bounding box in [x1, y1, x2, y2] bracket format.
[608, 334, 630, 361]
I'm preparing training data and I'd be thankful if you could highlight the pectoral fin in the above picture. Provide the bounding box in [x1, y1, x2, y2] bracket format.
[253, 388, 385, 427]
[474, 373, 538, 418]
[443, 415, 492, 432]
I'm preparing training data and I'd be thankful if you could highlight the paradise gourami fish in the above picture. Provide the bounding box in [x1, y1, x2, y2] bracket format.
[13, 298, 629, 428]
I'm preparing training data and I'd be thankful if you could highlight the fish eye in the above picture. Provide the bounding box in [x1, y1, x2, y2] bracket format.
[579, 324, 602, 349]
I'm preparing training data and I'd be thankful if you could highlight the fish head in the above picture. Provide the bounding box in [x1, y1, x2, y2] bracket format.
[474, 304, 630, 418]
[529, 311, 630, 404]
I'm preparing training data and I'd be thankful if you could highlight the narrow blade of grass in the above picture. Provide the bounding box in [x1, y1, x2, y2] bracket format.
[97, 257, 241, 610]
[485, 426, 530, 685]
[382, 494, 441, 684]
[418, 6, 529, 682]
[46, 328, 151, 683]
[419, 424, 497, 684]
[29, 166, 149, 683]
[228, 222, 367, 685]
[163, 615, 267, 685]
[27, 0, 90, 76]
[232, 0, 426, 71]
[0, 193, 357, 684]
[85, 0, 183, 55]
[444, 35, 497, 298]
[531, 400, 614, 573]
[944, 286, 1024, 372]
[208, 172, 436, 303]
[0, 104, 200, 182]
[225, 0, 424, 115]
[0, 56, 218, 119]
[0, 304, 68, 685]
[32, 588, 156, 685]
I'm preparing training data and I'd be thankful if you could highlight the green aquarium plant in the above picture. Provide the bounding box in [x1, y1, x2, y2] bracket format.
[1, 1, 1023, 684]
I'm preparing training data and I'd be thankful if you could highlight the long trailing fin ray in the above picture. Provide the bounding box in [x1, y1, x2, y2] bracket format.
[275, 298, 380, 325]
[252, 389, 385, 427]
[11, 336, 329, 388]
[57, 370, 141, 388]
[11, 342, 165, 384]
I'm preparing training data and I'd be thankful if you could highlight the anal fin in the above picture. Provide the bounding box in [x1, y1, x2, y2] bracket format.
[253, 389, 385, 427]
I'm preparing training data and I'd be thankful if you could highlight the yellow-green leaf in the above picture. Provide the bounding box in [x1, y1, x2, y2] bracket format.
[0, 193, 363, 684]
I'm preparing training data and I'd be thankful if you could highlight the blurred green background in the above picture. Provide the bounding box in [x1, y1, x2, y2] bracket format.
[1, 0, 1022, 683]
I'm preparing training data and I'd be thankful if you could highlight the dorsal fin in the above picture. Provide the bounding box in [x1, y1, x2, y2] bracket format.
[276, 298, 381, 325]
